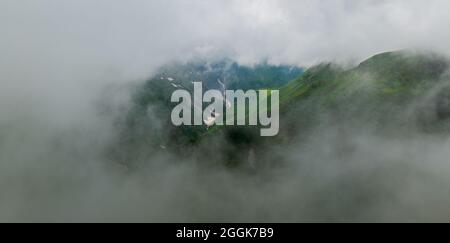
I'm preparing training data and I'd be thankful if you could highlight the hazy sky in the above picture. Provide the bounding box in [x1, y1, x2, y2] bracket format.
[2, 0, 449, 115]
[2, 0, 450, 78]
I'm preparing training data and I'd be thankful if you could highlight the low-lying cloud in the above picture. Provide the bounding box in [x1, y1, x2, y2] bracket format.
[2, 0, 450, 222]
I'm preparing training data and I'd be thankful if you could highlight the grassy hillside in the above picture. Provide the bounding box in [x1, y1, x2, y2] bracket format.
[278, 51, 450, 135]
[112, 50, 450, 168]
[111, 60, 303, 166]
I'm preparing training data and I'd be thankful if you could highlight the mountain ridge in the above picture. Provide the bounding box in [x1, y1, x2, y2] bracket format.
[113, 50, 450, 168]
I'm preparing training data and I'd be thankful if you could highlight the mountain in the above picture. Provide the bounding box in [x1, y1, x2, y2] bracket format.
[111, 59, 303, 166]
[278, 51, 450, 137]
[282, 51, 449, 107]
[112, 50, 450, 168]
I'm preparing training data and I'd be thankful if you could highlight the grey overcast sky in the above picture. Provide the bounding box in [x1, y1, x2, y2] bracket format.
[2, 0, 449, 124]
[1, 0, 449, 73]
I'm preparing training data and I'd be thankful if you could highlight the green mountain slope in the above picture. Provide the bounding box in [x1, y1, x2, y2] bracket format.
[112, 50, 450, 168]
[111, 60, 303, 166]
[209, 50, 450, 167]
[282, 51, 448, 105]
[278, 51, 450, 134]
